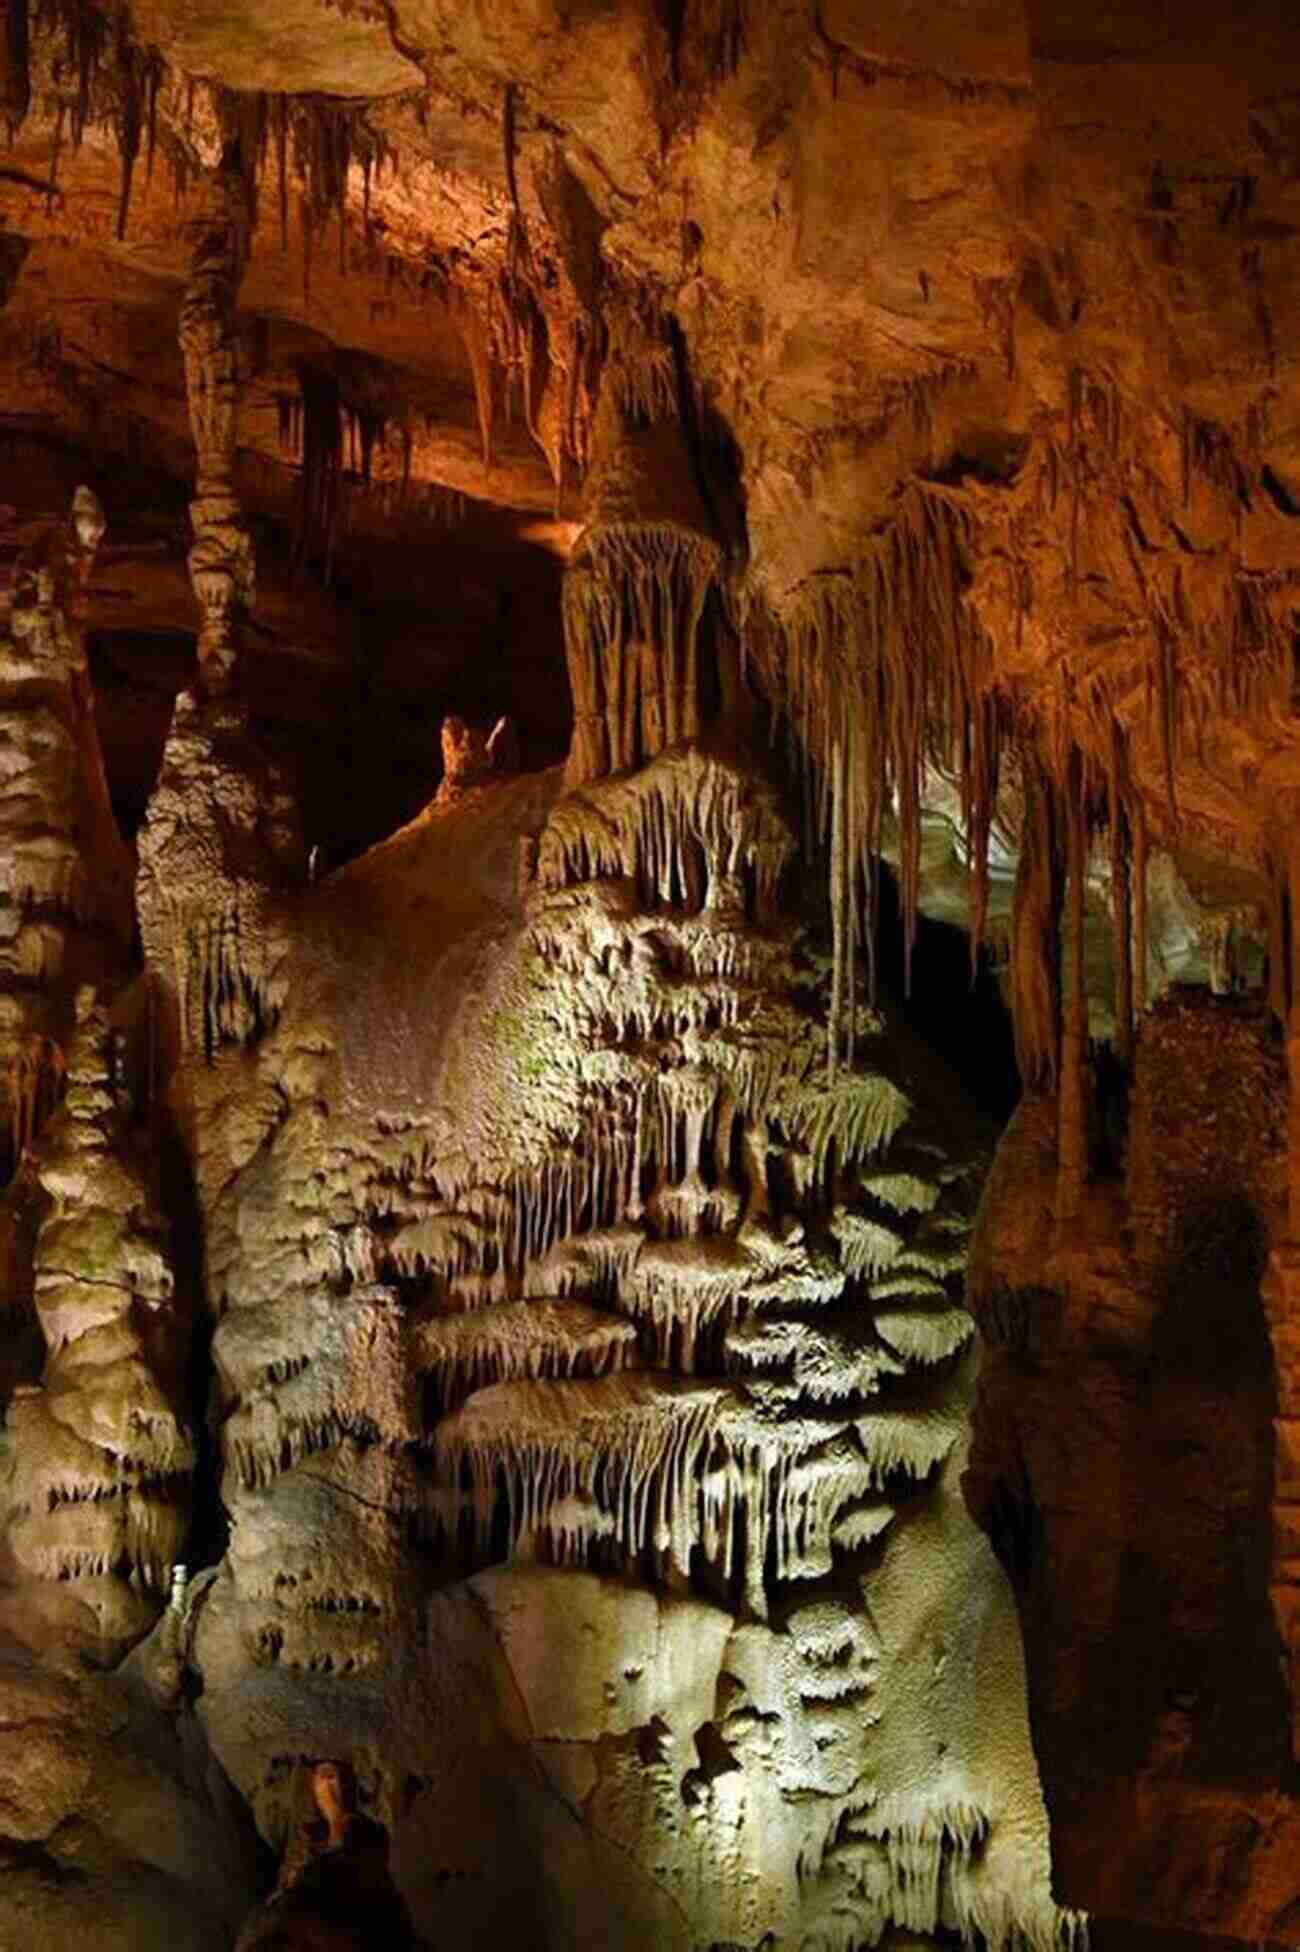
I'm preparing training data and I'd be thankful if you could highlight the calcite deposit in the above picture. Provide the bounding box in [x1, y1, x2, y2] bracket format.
[0, 3, 1297, 1950]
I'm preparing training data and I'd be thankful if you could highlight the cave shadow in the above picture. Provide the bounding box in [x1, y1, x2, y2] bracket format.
[155, 1098, 230, 1580]
[873, 863, 1021, 1129]
[1124, 1192, 1290, 1788]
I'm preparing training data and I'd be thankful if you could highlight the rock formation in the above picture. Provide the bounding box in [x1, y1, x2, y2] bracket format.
[965, 992, 1300, 1947]
[0, 536, 259, 1952]
[0, 486, 133, 1179]
[0, 4, 1296, 1950]
[1, 984, 190, 1663]
[181, 625, 1070, 1948]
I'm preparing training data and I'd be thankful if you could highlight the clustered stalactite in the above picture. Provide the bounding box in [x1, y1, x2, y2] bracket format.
[757, 376, 1297, 1233]
[447, 118, 610, 502]
[468, 268, 603, 501]
[761, 483, 1001, 1071]
[17, 0, 395, 257]
[563, 379, 728, 788]
[11, 0, 613, 585]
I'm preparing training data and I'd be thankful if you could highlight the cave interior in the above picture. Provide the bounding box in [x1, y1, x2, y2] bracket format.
[1, 2, 1300, 1950]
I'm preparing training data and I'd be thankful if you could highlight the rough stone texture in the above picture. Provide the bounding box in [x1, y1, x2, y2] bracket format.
[0, 492, 134, 1177]
[0, 1635, 259, 1952]
[966, 992, 1300, 1947]
[175, 701, 1066, 1949]
[0, 986, 191, 1665]
[0, 3, 1297, 1948]
[132, 0, 420, 99]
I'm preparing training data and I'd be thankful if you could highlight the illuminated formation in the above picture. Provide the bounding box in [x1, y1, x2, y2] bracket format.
[0, 5, 1297, 1950]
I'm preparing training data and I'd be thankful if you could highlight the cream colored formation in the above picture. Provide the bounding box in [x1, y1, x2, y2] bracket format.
[0, 179, 1081, 1952]
[0, 404, 1077, 1952]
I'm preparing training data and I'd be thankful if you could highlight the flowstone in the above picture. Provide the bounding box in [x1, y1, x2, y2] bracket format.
[167, 696, 1075, 1949]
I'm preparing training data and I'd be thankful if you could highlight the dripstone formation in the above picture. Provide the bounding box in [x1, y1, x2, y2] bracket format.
[0, 4, 1298, 1950]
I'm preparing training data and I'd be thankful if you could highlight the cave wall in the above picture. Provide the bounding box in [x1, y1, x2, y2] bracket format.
[966, 993, 1299, 1947]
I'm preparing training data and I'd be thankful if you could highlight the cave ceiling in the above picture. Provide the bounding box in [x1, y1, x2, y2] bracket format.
[0, 0, 1294, 901]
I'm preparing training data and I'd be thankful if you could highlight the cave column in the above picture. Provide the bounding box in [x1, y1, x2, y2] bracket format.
[1263, 808, 1300, 1761]
[178, 142, 253, 691]
[139, 143, 302, 1072]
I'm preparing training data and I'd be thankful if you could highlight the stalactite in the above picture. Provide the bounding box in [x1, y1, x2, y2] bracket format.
[451, 286, 497, 469]
[276, 92, 289, 251]
[1112, 812, 1133, 1066]
[827, 728, 847, 1074]
[1109, 722, 1133, 1065]
[112, 31, 163, 241]
[1133, 801, 1149, 1018]
[177, 140, 253, 687]
[5, 1033, 64, 1166]
[771, 485, 999, 1036]
[42, 0, 107, 151]
[1010, 753, 1063, 1092]
[291, 365, 342, 585]
[1056, 750, 1088, 1222]
[3, 0, 29, 130]
[1269, 846, 1289, 1027]
[1288, 819, 1300, 1240]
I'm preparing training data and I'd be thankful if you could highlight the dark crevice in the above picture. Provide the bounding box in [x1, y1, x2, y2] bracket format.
[156, 1101, 229, 1573]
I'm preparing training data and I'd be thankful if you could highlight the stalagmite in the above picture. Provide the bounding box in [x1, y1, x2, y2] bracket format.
[0, 987, 191, 1662]
[0, 486, 133, 1178]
